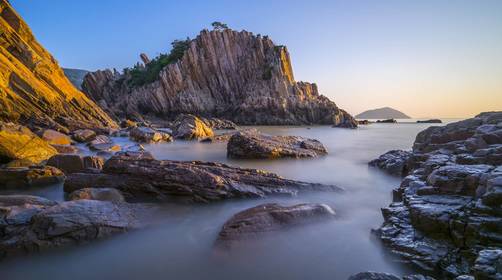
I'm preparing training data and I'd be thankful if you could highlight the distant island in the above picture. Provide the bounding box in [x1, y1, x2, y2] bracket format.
[355, 107, 411, 119]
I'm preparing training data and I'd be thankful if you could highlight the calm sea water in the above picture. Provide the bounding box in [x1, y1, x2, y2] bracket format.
[0, 120, 459, 280]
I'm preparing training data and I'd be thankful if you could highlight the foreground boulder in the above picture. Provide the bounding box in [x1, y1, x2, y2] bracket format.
[215, 203, 335, 250]
[172, 114, 214, 140]
[371, 112, 502, 279]
[227, 129, 327, 159]
[88, 135, 121, 152]
[129, 127, 172, 143]
[201, 117, 238, 130]
[0, 196, 140, 259]
[68, 188, 125, 203]
[47, 154, 104, 174]
[0, 166, 64, 188]
[64, 151, 342, 203]
[0, 122, 57, 164]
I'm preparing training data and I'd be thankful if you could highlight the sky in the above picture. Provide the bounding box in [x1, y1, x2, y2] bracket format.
[10, 0, 502, 118]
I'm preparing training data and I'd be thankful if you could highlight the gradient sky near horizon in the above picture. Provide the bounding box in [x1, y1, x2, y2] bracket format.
[10, 0, 502, 118]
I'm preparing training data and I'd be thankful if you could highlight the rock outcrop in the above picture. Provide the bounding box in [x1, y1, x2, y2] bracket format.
[369, 150, 412, 176]
[129, 126, 173, 143]
[215, 203, 335, 250]
[47, 154, 104, 174]
[0, 195, 140, 259]
[227, 129, 327, 159]
[171, 114, 214, 140]
[68, 188, 125, 203]
[64, 151, 342, 203]
[0, 122, 57, 164]
[0, 0, 117, 130]
[81, 29, 356, 128]
[348, 272, 436, 280]
[371, 112, 502, 279]
[0, 165, 64, 188]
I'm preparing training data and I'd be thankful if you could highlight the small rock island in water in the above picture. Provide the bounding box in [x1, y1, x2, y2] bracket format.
[0, 1, 500, 279]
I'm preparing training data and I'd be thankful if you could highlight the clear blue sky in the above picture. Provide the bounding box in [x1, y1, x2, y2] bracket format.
[10, 0, 502, 117]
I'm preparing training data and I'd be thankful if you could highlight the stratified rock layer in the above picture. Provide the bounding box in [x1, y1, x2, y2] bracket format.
[0, 0, 117, 130]
[82, 29, 356, 128]
[371, 112, 502, 279]
[64, 151, 342, 203]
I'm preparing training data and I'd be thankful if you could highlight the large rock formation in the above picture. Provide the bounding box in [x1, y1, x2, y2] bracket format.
[64, 151, 342, 203]
[82, 29, 357, 127]
[0, 0, 117, 131]
[370, 112, 502, 279]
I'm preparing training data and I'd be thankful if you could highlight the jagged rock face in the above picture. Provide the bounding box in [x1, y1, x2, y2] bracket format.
[82, 29, 356, 127]
[371, 112, 502, 279]
[0, 0, 117, 131]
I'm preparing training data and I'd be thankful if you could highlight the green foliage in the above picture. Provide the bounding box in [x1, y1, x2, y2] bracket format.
[211, 21, 229, 30]
[262, 65, 273, 80]
[128, 38, 191, 87]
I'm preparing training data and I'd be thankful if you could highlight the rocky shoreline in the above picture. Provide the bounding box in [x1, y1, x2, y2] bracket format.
[368, 112, 502, 279]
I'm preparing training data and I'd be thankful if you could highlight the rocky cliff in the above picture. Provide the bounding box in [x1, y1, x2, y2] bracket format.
[0, 0, 117, 131]
[82, 29, 357, 127]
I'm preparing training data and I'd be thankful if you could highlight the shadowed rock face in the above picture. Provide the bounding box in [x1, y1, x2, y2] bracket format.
[0, 196, 140, 259]
[370, 112, 502, 279]
[215, 203, 335, 250]
[0, 0, 117, 131]
[227, 129, 328, 159]
[64, 151, 342, 203]
[81, 29, 356, 128]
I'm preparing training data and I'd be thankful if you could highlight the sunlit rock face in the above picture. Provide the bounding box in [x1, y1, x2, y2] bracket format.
[82, 29, 357, 128]
[0, 0, 117, 131]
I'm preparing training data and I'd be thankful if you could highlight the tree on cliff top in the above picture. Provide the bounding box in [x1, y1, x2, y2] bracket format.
[211, 21, 229, 30]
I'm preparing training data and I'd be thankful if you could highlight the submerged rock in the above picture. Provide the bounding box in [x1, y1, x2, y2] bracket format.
[129, 127, 172, 143]
[0, 166, 64, 188]
[215, 203, 335, 250]
[0, 122, 57, 164]
[88, 135, 121, 152]
[372, 111, 502, 278]
[0, 196, 139, 259]
[69, 188, 125, 203]
[227, 129, 327, 159]
[64, 151, 342, 203]
[171, 114, 214, 140]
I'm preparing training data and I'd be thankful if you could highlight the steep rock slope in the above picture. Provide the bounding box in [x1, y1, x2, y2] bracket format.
[82, 29, 357, 127]
[0, 0, 117, 131]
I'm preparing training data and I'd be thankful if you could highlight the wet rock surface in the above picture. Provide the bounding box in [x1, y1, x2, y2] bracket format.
[72, 129, 97, 143]
[40, 129, 72, 145]
[215, 203, 335, 250]
[369, 150, 412, 176]
[64, 151, 342, 203]
[348, 272, 436, 280]
[371, 112, 502, 279]
[0, 166, 64, 188]
[227, 129, 327, 159]
[0, 195, 140, 259]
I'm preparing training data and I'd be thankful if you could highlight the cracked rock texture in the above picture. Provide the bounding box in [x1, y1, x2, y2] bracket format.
[82, 29, 356, 128]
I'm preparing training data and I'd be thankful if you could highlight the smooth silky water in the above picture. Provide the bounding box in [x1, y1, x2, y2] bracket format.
[0, 121, 457, 280]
